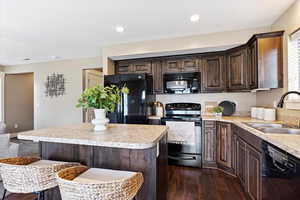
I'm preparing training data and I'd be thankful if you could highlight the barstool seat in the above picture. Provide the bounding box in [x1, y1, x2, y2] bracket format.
[0, 157, 79, 200]
[56, 166, 144, 200]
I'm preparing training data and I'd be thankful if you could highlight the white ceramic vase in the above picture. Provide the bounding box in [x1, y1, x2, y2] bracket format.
[92, 109, 109, 131]
[214, 112, 222, 118]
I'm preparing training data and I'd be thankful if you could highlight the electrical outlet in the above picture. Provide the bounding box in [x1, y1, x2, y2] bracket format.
[14, 123, 18, 129]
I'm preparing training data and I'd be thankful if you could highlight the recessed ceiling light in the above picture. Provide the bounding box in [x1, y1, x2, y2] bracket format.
[190, 14, 200, 22]
[115, 26, 125, 33]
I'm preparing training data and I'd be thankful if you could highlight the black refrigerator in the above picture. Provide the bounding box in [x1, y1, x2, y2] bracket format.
[104, 73, 154, 124]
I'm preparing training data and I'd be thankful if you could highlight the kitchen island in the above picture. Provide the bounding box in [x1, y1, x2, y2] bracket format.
[18, 123, 168, 200]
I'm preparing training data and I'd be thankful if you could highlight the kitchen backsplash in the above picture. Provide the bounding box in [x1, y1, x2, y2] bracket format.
[277, 108, 300, 127]
[156, 92, 257, 116]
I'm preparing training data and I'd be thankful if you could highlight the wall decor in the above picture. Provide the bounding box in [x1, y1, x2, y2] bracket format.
[45, 73, 65, 97]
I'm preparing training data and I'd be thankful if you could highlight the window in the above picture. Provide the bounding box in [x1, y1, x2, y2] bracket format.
[288, 29, 300, 99]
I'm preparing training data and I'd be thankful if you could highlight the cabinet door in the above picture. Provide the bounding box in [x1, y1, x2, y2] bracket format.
[202, 55, 226, 92]
[202, 121, 217, 167]
[132, 61, 152, 74]
[227, 48, 248, 91]
[163, 59, 182, 73]
[181, 57, 199, 72]
[236, 137, 247, 188]
[152, 61, 163, 94]
[116, 61, 133, 74]
[246, 145, 262, 200]
[231, 133, 237, 174]
[248, 41, 258, 89]
[217, 122, 232, 169]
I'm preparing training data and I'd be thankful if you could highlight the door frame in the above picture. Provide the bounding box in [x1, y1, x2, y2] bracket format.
[81, 68, 103, 122]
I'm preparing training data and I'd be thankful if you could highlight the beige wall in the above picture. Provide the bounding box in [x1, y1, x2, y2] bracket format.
[102, 27, 270, 74]
[256, 0, 300, 107]
[4, 56, 102, 129]
[5, 73, 34, 133]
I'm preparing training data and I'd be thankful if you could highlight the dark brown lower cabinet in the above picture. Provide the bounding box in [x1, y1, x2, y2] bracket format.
[216, 122, 232, 172]
[202, 121, 217, 168]
[236, 137, 247, 188]
[204, 121, 263, 200]
[246, 145, 262, 200]
[232, 125, 262, 200]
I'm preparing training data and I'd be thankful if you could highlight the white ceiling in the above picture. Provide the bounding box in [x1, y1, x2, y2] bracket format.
[0, 0, 295, 65]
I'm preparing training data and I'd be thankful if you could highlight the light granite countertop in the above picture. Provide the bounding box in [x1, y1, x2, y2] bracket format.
[203, 115, 300, 159]
[18, 123, 168, 149]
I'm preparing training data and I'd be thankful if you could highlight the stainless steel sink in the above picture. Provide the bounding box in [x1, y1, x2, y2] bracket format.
[245, 123, 300, 135]
[245, 122, 283, 128]
[258, 127, 300, 135]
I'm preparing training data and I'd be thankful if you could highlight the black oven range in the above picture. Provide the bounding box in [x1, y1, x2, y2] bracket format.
[161, 103, 202, 168]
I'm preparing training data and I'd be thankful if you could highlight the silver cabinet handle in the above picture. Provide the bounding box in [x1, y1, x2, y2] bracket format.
[168, 155, 196, 161]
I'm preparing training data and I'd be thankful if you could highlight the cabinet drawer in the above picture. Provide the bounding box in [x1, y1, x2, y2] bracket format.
[182, 57, 199, 72]
[116, 61, 133, 74]
[163, 59, 182, 73]
[232, 125, 262, 151]
[204, 121, 216, 129]
[132, 61, 152, 74]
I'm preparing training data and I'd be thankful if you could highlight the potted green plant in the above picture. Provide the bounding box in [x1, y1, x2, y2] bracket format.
[213, 106, 224, 118]
[77, 85, 129, 131]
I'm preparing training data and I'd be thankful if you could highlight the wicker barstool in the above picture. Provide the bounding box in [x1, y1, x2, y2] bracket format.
[56, 166, 144, 200]
[0, 157, 79, 200]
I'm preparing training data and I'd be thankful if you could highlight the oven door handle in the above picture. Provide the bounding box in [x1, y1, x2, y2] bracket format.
[168, 155, 196, 161]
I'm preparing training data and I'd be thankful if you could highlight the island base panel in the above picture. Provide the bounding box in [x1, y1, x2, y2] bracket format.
[40, 135, 168, 200]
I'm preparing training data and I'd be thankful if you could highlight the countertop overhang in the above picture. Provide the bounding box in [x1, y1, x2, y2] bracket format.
[18, 123, 168, 150]
[203, 115, 300, 159]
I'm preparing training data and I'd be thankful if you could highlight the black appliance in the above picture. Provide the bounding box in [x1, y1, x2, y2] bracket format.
[261, 141, 300, 200]
[104, 73, 154, 124]
[161, 103, 202, 168]
[219, 101, 236, 116]
[163, 72, 200, 94]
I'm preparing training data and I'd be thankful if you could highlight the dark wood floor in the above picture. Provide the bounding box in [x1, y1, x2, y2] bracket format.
[4, 165, 247, 200]
[167, 165, 247, 200]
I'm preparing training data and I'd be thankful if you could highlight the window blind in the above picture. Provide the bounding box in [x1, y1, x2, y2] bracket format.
[288, 29, 300, 99]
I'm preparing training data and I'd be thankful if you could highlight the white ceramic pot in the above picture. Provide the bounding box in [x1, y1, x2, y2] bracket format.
[92, 109, 110, 131]
[251, 107, 258, 118]
[257, 107, 265, 120]
[214, 112, 222, 118]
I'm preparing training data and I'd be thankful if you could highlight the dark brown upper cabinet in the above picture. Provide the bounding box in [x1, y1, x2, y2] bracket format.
[115, 60, 152, 75]
[162, 58, 182, 73]
[201, 55, 226, 92]
[162, 57, 199, 73]
[227, 48, 248, 91]
[132, 61, 152, 74]
[181, 57, 199, 72]
[247, 41, 258, 89]
[247, 31, 284, 89]
[115, 60, 133, 74]
[152, 61, 163, 94]
[114, 31, 284, 93]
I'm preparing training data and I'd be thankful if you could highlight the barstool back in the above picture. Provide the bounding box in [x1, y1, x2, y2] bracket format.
[56, 166, 144, 200]
[0, 157, 78, 194]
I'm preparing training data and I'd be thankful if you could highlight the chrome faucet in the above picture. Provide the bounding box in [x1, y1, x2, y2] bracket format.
[277, 91, 300, 108]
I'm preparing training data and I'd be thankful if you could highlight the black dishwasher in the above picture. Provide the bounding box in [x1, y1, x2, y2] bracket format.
[262, 141, 300, 200]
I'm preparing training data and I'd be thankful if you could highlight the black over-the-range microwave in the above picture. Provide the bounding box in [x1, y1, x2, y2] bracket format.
[163, 72, 201, 94]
